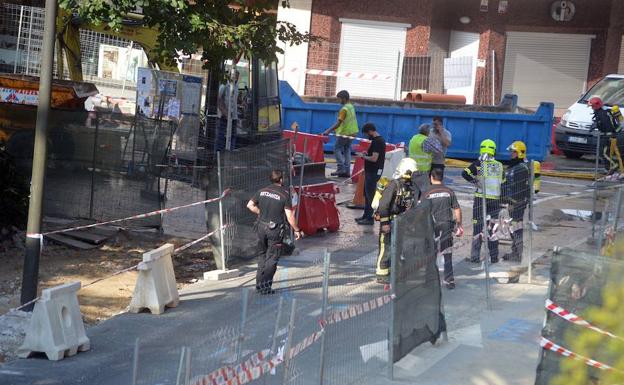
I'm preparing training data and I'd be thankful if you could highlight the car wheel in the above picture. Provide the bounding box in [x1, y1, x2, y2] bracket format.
[563, 150, 584, 159]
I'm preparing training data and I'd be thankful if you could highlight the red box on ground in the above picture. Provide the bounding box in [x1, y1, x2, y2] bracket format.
[293, 182, 340, 235]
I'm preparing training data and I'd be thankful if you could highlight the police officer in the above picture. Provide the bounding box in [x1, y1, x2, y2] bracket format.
[462, 139, 504, 263]
[374, 158, 418, 283]
[247, 170, 302, 294]
[501, 141, 530, 262]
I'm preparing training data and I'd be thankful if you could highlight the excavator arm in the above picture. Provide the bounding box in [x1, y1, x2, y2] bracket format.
[56, 9, 179, 82]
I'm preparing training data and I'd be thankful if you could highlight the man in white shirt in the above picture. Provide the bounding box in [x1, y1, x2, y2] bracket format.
[216, 69, 239, 151]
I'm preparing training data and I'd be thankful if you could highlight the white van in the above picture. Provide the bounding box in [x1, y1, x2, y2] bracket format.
[555, 74, 624, 158]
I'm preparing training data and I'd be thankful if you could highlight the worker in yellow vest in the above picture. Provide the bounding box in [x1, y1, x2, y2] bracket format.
[323, 90, 359, 178]
[408, 123, 442, 193]
[462, 139, 505, 263]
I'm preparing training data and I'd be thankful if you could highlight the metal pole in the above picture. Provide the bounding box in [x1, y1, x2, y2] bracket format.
[175, 347, 186, 385]
[217, 151, 227, 270]
[25, 9, 33, 75]
[295, 137, 308, 226]
[491, 50, 496, 105]
[185, 348, 192, 385]
[89, 113, 99, 219]
[14, 5, 24, 74]
[225, 68, 235, 151]
[318, 249, 331, 385]
[236, 287, 249, 363]
[614, 187, 623, 232]
[592, 132, 600, 240]
[394, 50, 402, 101]
[598, 204, 607, 256]
[20, 0, 57, 310]
[481, 169, 492, 310]
[282, 298, 297, 385]
[528, 161, 534, 284]
[131, 338, 140, 385]
[387, 218, 397, 380]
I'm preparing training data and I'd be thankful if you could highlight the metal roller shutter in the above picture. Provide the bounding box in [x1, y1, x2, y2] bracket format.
[337, 19, 408, 99]
[618, 35, 624, 74]
[502, 31, 593, 112]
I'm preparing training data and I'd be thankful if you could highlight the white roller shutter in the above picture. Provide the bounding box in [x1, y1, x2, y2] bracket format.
[502, 31, 593, 111]
[618, 35, 624, 74]
[336, 19, 408, 99]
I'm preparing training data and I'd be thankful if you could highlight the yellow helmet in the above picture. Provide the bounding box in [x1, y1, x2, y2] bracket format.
[479, 139, 496, 156]
[507, 141, 527, 159]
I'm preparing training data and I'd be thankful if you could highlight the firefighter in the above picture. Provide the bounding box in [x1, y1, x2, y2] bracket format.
[374, 158, 418, 283]
[588, 96, 617, 170]
[501, 141, 530, 262]
[462, 139, 504, 264]
[247, 170, 302, 294]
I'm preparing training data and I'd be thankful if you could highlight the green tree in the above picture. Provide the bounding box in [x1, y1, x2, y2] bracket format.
[552, 273, 624, 385]
[57, 0, 312, 72]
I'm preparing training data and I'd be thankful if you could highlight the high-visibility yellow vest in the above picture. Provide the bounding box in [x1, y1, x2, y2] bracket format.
[336, 103, 358, 136]
[475, 159, 503, 199]
[409, 134, 432, 172]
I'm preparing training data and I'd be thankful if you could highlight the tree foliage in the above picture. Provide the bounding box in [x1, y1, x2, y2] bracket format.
[57, 0, 312, 71]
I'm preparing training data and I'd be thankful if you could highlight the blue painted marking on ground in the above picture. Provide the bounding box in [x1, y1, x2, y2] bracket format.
[487, 318, 541, 345]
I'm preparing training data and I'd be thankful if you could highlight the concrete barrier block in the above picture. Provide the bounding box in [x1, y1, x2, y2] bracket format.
[203, 269, 240, 281]
[17, 281, 90, 361]
[129, 243, 179, 314]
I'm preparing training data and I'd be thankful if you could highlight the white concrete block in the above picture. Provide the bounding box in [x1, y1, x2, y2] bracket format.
[129, 243, 179, 314]
[17, 281, 90, 361]
[203, 269, 240, 281]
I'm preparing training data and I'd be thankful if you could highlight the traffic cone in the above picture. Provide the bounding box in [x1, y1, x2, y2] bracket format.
[346, 174, 365, 209]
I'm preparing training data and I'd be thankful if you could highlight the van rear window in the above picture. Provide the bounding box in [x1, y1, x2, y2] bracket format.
[580, 77, 624, 106]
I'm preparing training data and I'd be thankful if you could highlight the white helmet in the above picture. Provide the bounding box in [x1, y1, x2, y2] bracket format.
[392, 158, 418, 179]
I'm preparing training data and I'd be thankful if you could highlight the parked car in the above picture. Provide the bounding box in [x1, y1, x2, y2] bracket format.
[555, 74, 624, 159]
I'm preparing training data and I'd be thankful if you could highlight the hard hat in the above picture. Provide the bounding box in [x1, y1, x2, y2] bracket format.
[479, 139, 497, 157]
[506, 140, 527, 159]
[336, 90, 350, 99]
[588, 97, 604, 110]
[393, 158, 418, 179]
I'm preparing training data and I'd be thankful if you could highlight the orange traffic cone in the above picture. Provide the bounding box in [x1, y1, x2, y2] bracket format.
[346, 174, 365, 209]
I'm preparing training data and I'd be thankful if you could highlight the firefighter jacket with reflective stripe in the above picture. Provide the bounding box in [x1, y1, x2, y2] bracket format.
[462, 157, 504, 199]
[376, 178, 416, 225]
[501, 158, 530, 208]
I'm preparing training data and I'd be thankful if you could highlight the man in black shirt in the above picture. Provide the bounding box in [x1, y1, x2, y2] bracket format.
[356, 123, 386, 225]
[420, 168, 463, 289]
[247, 170, 302, 294]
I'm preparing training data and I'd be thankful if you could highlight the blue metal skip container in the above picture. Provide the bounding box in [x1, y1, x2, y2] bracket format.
[280, 81, 554, 161]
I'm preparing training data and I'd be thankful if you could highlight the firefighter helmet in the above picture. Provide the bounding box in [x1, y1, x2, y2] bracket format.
[392, 158, 418, 179]
[479, 139, 497, 156]
[507, 140, 527, 159]
[588, 97, 604, 110]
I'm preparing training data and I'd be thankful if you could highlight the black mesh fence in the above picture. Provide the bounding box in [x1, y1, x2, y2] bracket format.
[7, 110, 172, 230]
[390, 200, 446, 363]
[535, 248, 624, 385]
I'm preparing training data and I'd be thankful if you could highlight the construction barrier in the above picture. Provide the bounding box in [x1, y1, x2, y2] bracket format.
[293, 182, 340, 235]
[17, 282, 90, 361]
[282, 130, 327, 163]
[351, 140, 400, 183]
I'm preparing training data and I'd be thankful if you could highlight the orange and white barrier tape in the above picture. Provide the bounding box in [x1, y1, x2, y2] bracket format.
[27, 189, 231, 238]
[545, 299, 623, 341]
[281, 67, 394, 81]
[540, 337, 616, 371]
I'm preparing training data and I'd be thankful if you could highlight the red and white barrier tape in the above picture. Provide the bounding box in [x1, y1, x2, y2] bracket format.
[190, 349, 270, 385]
[27, 189, 230, 238]
[540, 337, 616, 371]
[281, 67, 394, 81]
[545, 299, 623, 341]
[321, 294, 395, 327]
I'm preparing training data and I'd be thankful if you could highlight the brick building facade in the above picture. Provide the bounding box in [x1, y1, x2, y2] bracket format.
[278, 0, 624, 113]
